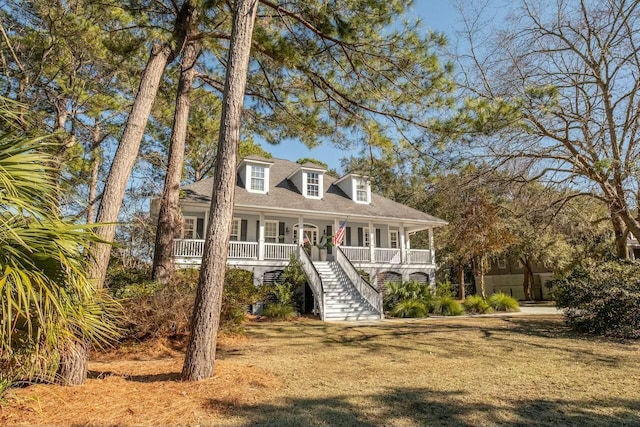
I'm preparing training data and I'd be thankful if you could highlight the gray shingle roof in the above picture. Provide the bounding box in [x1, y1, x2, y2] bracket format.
[181, 158, 447, 226]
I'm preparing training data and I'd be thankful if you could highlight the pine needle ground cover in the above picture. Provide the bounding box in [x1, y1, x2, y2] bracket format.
[2, 316, 639, 426]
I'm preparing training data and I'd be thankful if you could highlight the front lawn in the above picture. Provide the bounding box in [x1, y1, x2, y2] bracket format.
[2, 315, 639, 426]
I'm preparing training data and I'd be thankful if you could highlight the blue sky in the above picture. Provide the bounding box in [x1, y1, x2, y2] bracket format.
[258, 1, 461, 173]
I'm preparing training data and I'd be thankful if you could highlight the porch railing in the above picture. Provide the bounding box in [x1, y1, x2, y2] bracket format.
[340, 246, 370, 262]
[296, 245, 325, 320]
[375, 248, 401, 264]
[228, 241, 258, 259]
[173, 239, 205, 258]
[264, 243, 297, 260]
[173, 239, 433, 265]
[408, 249, 432, 264]
[335, 246, 383, 319]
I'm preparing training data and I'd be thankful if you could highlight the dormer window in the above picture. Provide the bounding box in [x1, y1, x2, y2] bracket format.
[288, 164, 325, 199]
[356, 178, 368, 202]
[334, 172, 371, 204]
[239, 156, 273, 194]
[306, 172, 320, 198]
[250, 165, 265, 192]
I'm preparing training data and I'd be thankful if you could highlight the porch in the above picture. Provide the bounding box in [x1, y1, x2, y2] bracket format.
[172, 239, 433, 266]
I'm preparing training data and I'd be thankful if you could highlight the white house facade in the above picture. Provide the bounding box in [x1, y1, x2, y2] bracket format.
[155, 156, 447, 321]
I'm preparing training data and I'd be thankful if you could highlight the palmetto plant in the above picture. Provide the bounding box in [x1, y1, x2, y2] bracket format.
[0, 110, 120, 386]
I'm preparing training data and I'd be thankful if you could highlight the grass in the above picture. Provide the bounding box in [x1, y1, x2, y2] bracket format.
[1, 315, 639, 426]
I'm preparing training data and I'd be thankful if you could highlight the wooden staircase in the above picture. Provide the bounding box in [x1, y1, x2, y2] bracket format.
[314, 261, 382, 321]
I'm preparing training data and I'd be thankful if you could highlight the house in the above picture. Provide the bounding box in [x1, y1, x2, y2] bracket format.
[162, 155, 447, 320]
[479, 257, 554, 300]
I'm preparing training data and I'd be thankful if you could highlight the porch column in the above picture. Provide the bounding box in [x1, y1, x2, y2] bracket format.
[298, 217, 304, 245]
[369, 221, 375, 262]
[258, 213, 265, 260]
[204, 209, 209, 239]
[428, 227, 435, 265]
[399, 225, 407, 264]
[333, 218, 339, 245]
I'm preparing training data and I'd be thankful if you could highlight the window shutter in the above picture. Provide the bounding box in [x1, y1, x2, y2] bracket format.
[376, 228, 381, 248]
[346, 227, 352, 246]
[196, 218, 204, 239]
[256, 220, 260, 241]
[241, 219, 248, 241]
[278, 222, 285, 243]
[357, 227, 363, 247]
[326, 225, 333, 254]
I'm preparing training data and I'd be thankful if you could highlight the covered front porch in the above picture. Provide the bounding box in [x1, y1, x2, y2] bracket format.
[173, 209, 436, 267]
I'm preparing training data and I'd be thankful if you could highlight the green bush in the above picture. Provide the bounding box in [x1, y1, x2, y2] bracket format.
[431, 296, 463, 316]
[111, 267, 260, 340]
[488, 293, 520, 312]
[435, 281, 455, 298]
[390, 299, 429, 318]
[463, 295, 493, 314]
[384, 280, 433, 312]
[552, 261, 640, 339]
[262, 303, 297, 320]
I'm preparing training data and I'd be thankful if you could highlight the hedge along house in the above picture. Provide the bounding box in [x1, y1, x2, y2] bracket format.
[156, 155, 447, 321]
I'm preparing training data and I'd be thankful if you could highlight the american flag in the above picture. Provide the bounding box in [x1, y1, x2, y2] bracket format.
[303, 233, 310, 244]
[332, 220, 347, 246]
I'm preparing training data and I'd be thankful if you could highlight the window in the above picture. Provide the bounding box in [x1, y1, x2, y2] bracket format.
[356, 178, 368, 203]
[250, 165, 265, 192]
[230, 218, 241, 241]
[306, 172, 319, 197]
[264, 221, 278, 243]
[389, 231, 399, 249]
[497, 258, 507, 269]
[363, 227, 373, 247]
[183, 216, 197, 239]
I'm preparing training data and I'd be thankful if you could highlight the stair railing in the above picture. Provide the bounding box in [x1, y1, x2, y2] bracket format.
[335, 246, 384, 319]
[296, 244, 325, 320]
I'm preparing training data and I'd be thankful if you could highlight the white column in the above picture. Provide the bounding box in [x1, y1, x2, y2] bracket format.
[368, 221, 375, 262]
[203, 209, 209, 239]
[333, 218, 339, 243]
[428, 227, 435, 265]
[399, 225, 406, 264]
[298, 217, 304, 245]
[258, 213, 265, 260]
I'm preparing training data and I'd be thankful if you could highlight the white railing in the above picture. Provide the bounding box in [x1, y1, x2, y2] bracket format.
[296, 245, 325, 320]
[173, 239, 433, 265]
[173, 239, 205, 258]
[335, 247, 383, 319]
[228, 241, 258, 259]
[341, 246, 370, 262]
[264, 243, 297, 260]
[408, 249, 432, 264]
[375, 248, 401, 264]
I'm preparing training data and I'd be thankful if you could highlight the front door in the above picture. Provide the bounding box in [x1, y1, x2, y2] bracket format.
[292, 223, 319, 246]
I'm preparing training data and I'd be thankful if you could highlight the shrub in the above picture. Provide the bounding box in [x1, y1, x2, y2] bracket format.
[435, 281, 455, 298]
[112, 267, 259, 340]
[383, 280, 432, 310]
[463, 295, 493, 314]
[262, 303, 297, 320]
[488, 293, 520, 312]
[390, 299, 429, 318]
[552, 261, 640, 339]
[431, 296, 463, 316]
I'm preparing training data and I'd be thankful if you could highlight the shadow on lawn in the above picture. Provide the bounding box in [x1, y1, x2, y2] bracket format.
[204, 387, 640, 427]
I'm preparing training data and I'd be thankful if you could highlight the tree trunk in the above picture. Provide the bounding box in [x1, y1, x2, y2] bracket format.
[477, 255, 487, 300]
[152, 40, 200, 283]
[457, 260, 465, 300]
[87, 1, 195, 289]
[86, 124, 102, 224]
[56, 340, 88, 386]
[182, 0, 258, 382]
[521, 256, 534, 301]
[611, 210, 629, 259]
